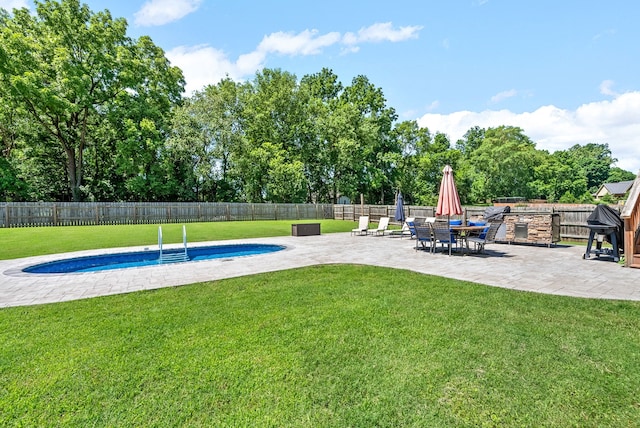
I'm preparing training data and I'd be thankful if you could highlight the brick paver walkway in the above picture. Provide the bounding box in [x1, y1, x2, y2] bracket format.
[2, 233, 640, 308]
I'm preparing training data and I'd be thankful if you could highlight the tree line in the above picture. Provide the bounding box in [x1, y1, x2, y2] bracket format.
[0, 0, 635, 205]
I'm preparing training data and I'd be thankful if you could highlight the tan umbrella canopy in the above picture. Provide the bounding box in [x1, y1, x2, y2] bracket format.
[436, 165, 463, 220]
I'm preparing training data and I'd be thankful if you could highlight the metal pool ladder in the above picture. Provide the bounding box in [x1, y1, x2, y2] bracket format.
[158, 225, 190, 264]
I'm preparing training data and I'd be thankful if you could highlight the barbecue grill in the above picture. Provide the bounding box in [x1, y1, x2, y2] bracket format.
[583, 205, 624, 262]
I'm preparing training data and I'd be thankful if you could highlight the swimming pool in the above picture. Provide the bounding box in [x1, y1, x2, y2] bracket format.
[23, 243, 286, 274]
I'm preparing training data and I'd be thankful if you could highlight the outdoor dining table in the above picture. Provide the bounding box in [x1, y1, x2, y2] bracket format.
[449, 225, 489, 254]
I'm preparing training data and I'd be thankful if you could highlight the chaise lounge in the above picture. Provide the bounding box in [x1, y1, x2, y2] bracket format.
[351, 216, 370, 236]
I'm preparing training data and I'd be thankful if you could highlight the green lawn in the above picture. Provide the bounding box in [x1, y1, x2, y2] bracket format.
[2, 266, 640, 426]
[1, 221, 639, 426]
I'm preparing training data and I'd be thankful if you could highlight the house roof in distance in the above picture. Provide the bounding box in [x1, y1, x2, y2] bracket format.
[598, 180, 635, 196]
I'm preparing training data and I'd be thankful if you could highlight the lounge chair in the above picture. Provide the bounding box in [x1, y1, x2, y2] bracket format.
[351, 216, 370, 236]
[370, 216, 390, 236]
[466, 222, 502, 253]
[389, 217, 415, 238]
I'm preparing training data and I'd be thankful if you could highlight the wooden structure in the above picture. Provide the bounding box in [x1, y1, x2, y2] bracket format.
[621, 173, 640, 268]
[0, 202, 333, 227]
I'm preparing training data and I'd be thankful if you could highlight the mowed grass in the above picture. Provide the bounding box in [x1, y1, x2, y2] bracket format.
[2, 221, 639, 426]
[1, 265, 640, 426]
[0, 219, 359, 260]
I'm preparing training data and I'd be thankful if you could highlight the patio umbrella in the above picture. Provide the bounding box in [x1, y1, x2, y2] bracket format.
[436, 165, 463, 223]
[394, 192, 405, 223]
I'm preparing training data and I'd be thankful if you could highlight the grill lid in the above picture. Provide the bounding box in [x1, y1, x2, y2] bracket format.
[587, 204, 622, 228]
[483, 206, 511, 221]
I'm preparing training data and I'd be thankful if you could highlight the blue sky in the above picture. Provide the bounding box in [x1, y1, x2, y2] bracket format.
[3, 0, 640, 174]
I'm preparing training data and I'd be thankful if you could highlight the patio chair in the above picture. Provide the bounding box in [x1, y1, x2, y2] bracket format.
[431, 222, 457, 256]
[406, 220, 417, 240]
[351, 216, 370, 236]
[389, 217, 414, 238]
[407, 217, 430, 239]
[413, 223, 434, 252]
[466, 222, 502, 253]
[370, 216, 390, 236]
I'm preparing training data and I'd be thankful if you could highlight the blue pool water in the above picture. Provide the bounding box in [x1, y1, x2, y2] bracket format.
[23, 243, 285, 274]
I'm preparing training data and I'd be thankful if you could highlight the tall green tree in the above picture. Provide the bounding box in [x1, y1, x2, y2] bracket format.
[469, 126, 543, 202]
[607, 166, 636, 184]
[455, 126, 485, 157]
[0, 90, 30, 200]
[239, 69, 309, 202]
[242, 69, 303, 153]
[412, 132, 464, 205]
[563, 143, 615, 193]
[340, 75, 398, 204]
[298, 68, 344, 203]
[388, 120, 430, 204]
[0, 0, 183, 201]
[168, 78, 246, 201]
[529, 151, 589, 203]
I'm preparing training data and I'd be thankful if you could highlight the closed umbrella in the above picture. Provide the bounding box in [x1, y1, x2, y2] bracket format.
[436, 165, 463, 255]
[394, 192, 405, 224]
[436, 165, 463, 219]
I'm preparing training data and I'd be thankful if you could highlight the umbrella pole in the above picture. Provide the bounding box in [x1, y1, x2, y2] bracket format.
[447, 215, 452, 256]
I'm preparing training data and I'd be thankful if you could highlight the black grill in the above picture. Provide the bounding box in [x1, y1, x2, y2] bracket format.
[583, 205, 623, 262]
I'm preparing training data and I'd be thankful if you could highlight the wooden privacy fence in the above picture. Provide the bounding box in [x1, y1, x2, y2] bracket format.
[334, 204, 605, 242]
[0, 201, 609, 241]
[0, 202, 334, 228]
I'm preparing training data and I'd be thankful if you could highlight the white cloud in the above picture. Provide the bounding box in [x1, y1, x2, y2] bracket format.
[343, 22, 423, 45]
[416, 91, 640, 173]
[166, 45, 244, 93]
[235, 51, 267, 76]
[258, 30, 342, 56]
[426, 100, 440, 111]
[0, 0, 29, 10]
[169, 22, 422, 94]
[254, 23, 420, 57]
[599, 80, 618, 96]
[134, 0, 202, 27]
[340, 45, 360, 55]
[593, 28, 616, 41]
[490, 89, 518, 104]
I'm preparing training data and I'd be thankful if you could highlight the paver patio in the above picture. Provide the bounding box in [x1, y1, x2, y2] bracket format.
[2, 232, 640, 308]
